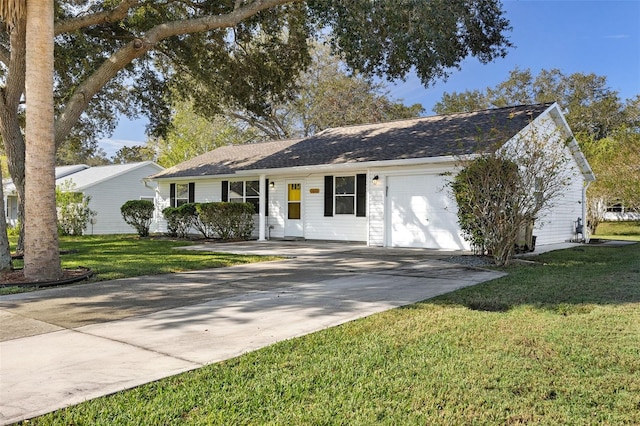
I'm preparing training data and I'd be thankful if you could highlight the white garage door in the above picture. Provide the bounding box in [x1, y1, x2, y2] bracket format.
[387, 174, 468, 250]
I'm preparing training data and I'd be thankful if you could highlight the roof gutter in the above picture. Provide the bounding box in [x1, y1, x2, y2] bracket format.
[147, 172, 241, 182]
[233, 154, 478, 177]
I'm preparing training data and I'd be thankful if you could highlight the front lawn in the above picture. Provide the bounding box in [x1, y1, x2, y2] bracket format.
[1, 235, 275, 293]
[24, 243, 640, 424]
[594, 221, 640, 241]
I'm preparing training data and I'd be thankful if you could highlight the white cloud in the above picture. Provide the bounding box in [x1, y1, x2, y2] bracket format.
[98, 138, 145, 158]
[604, 34, 630, 39]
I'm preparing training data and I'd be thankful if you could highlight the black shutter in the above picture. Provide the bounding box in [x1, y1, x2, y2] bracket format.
[170, 183, 176, 208]
[188, 182, 195, 203]
[221, 181, 228, 202]
[324, 175, 333, 217]
[265, 179, 269, 216]
[356, 174, 366, 217]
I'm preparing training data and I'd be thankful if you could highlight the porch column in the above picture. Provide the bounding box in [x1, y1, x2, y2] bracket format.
[258, 174, 266, 241]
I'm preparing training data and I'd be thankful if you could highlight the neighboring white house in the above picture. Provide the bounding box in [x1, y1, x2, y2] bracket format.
[604, 202, 640, 221]
[147, 103, 595, 250]
[4, 161, 164, 234]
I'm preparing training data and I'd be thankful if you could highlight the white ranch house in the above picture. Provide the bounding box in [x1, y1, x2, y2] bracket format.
[4, 161, 164, 234]
[147, 103, 595, 250]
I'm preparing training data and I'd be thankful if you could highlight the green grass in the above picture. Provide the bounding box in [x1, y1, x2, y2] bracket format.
[1, 235, 275, 294]
[24, 243, 640, 425]
[594, 221, 640, 241]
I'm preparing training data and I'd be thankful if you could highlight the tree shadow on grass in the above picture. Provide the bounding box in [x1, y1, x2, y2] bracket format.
[419, 244, 640, 313]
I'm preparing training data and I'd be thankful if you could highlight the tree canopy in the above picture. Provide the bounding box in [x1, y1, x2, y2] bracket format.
[149, 101, 262, 167]
[157, 42, 426, 164]
[0, 0, 513, 276]
[1, 0, 512, 192]
[432, 67, 635, 141]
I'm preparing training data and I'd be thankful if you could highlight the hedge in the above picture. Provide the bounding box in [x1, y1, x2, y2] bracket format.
[197, 202, 255, 240]
[161, 202, 255, 240]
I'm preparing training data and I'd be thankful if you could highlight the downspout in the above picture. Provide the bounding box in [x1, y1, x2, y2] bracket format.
[582, 180, 591, 243]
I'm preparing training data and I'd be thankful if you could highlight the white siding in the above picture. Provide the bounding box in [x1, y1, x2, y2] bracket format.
[533, 167, 584, 245]
[152, 181, 172, 234]
[604, 211, 640, 221]
[502, 109, 587, 246]
[368, 176, 385, 246]
[266, 178, 286, 239]
[302, 174, 368, 242]
[5, 195, 18, 227]
[82, 164, 161, 234]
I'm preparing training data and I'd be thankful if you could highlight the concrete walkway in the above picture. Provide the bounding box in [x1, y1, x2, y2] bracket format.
[0, 242, 505, 425]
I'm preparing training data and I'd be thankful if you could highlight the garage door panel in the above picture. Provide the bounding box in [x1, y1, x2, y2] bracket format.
[387, 175, 468, 250]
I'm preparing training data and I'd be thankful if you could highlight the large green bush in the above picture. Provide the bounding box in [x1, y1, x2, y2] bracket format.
[451, 156, 522, 265]
[121, 200, 155, 237]
[197, 202, 255, 240]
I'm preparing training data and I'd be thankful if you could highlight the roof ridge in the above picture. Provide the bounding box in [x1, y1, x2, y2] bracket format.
[314, 102, 555, 135]
[436, 102, 555, 117]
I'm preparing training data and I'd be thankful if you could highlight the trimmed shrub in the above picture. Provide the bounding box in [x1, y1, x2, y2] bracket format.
[121, 200, 155, 237]
[191, 203, 215, 238]
[162, 204, 197, 238]
[197, 202, 255, 240]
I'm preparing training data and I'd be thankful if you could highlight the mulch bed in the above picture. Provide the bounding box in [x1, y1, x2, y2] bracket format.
[0, 267, 93, 288]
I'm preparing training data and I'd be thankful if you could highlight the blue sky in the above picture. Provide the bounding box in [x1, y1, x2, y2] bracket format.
[102, 0, 640, 157]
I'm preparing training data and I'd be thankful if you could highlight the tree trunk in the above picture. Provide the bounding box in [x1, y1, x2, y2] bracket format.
[23, 0, 61, 281]
[0, 12, 26, 254]
[0, 165, 13, 272]
[0, 117, 26, 253]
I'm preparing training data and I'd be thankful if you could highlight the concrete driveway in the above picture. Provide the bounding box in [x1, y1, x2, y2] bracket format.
[0, 241, 505, 425]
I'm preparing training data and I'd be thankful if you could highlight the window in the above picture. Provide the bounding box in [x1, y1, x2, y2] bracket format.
[335, 176, 355, 214]
[229, 180, 260, 213]
[175, 183, 190, 207]
[246, 180, 260, 213]
[324, 174, 367, 217]
[606, 203, 624, 213]
[229, 181, 244, 203]
[170, 183, 194, 207]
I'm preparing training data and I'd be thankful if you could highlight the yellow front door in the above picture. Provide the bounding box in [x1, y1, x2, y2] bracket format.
[285, 182, 303, 237]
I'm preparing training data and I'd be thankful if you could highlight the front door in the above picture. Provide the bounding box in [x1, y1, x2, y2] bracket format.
[284, 181, 303, 238]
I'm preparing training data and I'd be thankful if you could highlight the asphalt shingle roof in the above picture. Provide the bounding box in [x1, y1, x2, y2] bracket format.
[152, 103, 553, 179]
[61, 162, 161, 190]
[153, 139, 304, 179]
[4, 162, 163, 194]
